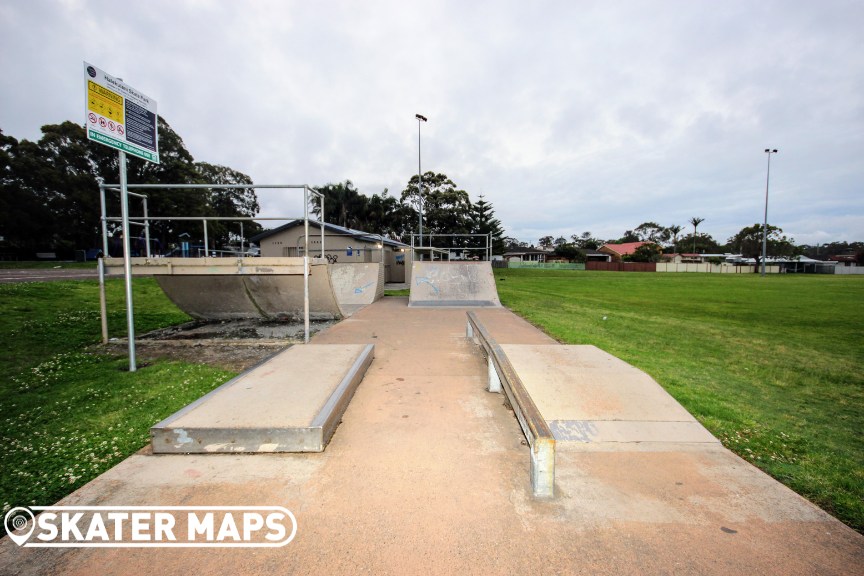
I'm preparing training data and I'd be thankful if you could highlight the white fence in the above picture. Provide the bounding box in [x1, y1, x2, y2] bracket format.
[656, 263, 780, 274]
[834, 265, 864, 275]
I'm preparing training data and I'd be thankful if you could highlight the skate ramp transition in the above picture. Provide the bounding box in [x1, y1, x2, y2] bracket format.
[408, 261, 501, 307]
[329, 262, 385, 316]
[102, 257, 383, 320]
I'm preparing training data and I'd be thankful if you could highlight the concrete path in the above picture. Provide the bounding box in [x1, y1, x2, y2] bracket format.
[1, 298, 862, 575]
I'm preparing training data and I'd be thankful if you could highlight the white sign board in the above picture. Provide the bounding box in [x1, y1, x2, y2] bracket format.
[83, 62, 159, 163]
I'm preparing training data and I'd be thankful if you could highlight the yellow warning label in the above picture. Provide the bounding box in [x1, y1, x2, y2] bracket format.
[87, 80, 124, 123]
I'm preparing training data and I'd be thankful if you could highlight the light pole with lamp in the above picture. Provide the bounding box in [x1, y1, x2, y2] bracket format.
[761, 148, 778, 277]
[416, 113, 427, 257]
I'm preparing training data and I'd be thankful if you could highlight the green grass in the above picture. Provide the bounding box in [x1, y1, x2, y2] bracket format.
[0, 279, 234, 517]
[495, 269, 864, 532]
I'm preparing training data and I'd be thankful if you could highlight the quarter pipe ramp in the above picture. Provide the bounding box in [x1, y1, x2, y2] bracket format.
[408, 261, 501, 307]
[103, 257, 383, 321]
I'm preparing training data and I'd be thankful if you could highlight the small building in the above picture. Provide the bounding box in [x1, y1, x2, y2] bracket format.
[249, 221, 410, 282]
[663, 253, 745, 264]
[829, 254, 859, 266]
[772, 256, 838, 274]
[503, 249, 549, 263]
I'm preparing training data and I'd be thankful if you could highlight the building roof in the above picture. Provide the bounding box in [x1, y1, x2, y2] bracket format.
[249, 220, 408, 249]
[598, 242, 648, 256]
[503, 249, 549, 256]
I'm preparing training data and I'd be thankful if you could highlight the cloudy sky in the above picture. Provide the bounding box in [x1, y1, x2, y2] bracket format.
[1, 0, 862, 245]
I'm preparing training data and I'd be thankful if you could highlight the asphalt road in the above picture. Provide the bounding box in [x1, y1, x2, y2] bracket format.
[0, 267, 98, 283]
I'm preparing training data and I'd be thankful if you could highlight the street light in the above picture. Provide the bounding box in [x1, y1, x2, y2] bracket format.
[761, 148, 778, 277]
[416, 114, 427, 255]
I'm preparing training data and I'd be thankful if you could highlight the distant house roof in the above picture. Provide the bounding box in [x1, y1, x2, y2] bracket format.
[249, 220, 408, 249]
[598, 242, 648, 256]
[503, 249, 548, 256]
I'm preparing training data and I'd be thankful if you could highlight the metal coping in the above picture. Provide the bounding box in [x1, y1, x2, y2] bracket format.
[311, 344, 375, 447]
[465, 311, 555, 497]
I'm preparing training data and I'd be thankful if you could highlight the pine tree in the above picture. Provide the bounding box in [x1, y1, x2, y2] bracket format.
[471, 195, 506, 257]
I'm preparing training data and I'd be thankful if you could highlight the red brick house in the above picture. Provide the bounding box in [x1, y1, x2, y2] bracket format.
[597, 242, 649, 262]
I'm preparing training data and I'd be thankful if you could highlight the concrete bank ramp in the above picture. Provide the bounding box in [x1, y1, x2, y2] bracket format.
[329, 262, 385, 316]
[151, 344, 374, 453]
[408, 261, 501, 307]
[500, 344, 719, 448]
[104, 258, 383, 321]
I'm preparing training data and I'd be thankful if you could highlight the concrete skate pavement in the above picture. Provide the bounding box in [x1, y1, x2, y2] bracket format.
[1, 297, 862, 575]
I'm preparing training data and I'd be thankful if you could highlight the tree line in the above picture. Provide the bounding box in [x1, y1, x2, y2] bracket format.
[0, 119, 261, 259]
[526, 219, 863, 266]
[311, 174, 506, 255]
[0, 120, 507, 259]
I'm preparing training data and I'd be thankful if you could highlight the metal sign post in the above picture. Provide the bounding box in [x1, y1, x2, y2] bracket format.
[118, 151, 137, 371]
[85, 62, 159, 371]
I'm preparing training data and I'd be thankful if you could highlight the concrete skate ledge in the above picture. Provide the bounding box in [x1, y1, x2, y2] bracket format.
[466, 311, 555, 497]
[151, 344, 374, 453]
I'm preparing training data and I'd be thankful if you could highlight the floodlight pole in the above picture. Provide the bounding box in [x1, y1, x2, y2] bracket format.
[416, 114, 427, 257]
[761, 149, 778, 277]
[303, 186, 310, 344]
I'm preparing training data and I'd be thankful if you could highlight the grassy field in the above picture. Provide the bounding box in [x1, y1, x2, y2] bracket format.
[0, 278, 234, 518]
[2, 269, 861, 534]
[495, 268, 864, 532]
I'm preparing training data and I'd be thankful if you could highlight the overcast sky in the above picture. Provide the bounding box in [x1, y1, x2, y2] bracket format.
[1, 0, 862, 245]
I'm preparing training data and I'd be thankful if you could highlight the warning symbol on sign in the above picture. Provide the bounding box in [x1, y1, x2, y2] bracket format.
[86, 80, 124, 124]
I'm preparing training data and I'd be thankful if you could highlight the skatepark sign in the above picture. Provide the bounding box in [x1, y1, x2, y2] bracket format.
[83, 62, 159, 164]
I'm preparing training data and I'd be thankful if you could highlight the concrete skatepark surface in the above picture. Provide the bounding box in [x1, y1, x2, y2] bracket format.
[1, 298, 862, 574]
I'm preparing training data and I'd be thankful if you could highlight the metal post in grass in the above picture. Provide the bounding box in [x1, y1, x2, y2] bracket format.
[143, 195, 151, 258]
[762, 149, 778, 277]
[98, 257, 108, 344]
